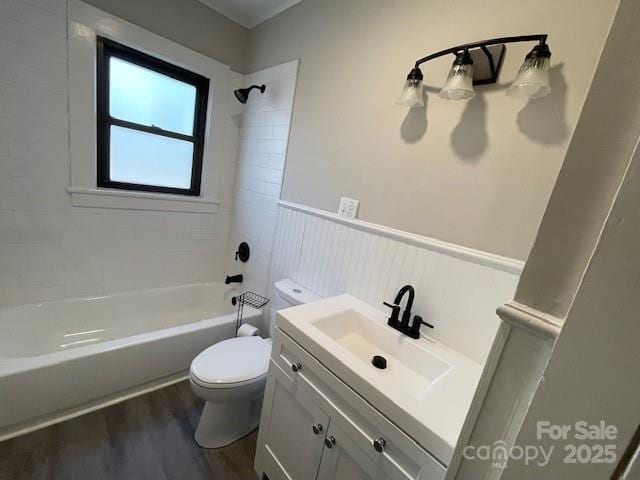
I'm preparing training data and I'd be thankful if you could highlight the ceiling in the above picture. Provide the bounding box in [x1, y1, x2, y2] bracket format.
[198, 0, 303, 28]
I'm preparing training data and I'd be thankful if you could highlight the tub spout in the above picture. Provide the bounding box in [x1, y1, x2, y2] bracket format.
[225, 274, 243, 285]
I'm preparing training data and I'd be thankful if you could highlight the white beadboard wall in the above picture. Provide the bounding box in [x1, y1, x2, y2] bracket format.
[226, 61, 299, 296]
[270, 202, 523, 364]
[0, 0, 238, 306]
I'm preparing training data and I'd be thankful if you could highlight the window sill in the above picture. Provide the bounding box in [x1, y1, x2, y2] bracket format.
[67, 186, 220, 213]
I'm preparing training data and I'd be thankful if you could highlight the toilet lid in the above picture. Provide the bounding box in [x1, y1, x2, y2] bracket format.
[191, 336, 271, 386]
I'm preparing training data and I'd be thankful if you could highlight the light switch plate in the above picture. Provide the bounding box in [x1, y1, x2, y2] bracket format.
[338, 197, 359, 219]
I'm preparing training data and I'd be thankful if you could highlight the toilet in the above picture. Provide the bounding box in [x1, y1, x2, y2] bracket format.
[189, 279, 320, 448]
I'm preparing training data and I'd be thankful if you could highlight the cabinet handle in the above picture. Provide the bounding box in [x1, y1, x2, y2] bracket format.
[291, 362, 302, 373]
[324, 436, 336, 449]
[373, 438, 386, 453]
[312, 423, 323, 435]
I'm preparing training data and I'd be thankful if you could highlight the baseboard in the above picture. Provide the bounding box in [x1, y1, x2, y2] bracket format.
[0, 371, 189, 443]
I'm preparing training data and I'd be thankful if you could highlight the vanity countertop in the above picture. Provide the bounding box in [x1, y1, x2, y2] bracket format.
[276, 294, 483, 465]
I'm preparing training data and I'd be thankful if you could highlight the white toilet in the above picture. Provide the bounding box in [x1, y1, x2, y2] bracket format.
[189, 279, 320, 448]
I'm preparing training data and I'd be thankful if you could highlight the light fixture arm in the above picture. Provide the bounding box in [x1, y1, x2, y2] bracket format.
[413, 34, 548, 68]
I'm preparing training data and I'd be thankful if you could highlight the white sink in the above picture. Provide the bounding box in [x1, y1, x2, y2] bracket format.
[276, 294, 483, 465]
[311, 309, 451, 399]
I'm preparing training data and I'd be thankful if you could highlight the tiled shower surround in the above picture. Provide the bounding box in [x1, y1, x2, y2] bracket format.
[0, 0, 297, 306]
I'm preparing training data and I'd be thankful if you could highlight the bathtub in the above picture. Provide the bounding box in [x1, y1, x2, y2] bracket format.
[0, 282, 261, 441]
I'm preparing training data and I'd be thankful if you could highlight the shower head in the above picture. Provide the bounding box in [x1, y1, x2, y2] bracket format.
[234, 84, 266, 104]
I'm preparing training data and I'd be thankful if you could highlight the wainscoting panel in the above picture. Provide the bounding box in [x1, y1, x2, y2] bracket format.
[269, 202, 523, 364]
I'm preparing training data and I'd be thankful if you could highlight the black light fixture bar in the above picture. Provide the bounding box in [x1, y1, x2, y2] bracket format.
[413, 34, 548, 68]
[398, 33, 552, 107]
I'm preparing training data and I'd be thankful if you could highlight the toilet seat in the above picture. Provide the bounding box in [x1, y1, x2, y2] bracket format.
[190, 336, 271, 389]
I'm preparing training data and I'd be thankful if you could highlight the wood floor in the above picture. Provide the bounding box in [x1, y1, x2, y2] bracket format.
[0, 381, 258, 480]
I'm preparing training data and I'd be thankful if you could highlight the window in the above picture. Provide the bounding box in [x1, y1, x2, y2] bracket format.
[96, 37, 210, 196]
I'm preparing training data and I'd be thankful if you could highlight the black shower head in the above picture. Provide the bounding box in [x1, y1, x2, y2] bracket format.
[234, 84, 266, 104]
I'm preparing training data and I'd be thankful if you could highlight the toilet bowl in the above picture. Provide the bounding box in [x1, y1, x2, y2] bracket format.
[190, 279, 320, 448]
[189, 335, 271, 448]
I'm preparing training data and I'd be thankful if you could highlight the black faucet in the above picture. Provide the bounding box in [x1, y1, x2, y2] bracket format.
[225, 274, 243, 285]
[383, 285, 434, 339]
[394, 285, 415, 330]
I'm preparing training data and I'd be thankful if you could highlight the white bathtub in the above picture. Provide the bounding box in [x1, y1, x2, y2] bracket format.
[0, 282, 261, 441]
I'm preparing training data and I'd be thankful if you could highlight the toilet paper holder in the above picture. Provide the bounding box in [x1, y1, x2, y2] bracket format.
[233, 291, 270, 336]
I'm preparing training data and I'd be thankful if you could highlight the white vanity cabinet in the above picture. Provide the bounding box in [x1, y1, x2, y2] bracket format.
[255, 329, 446, 480]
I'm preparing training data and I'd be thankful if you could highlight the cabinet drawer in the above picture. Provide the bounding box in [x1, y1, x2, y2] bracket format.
[272, 329, 446, 480]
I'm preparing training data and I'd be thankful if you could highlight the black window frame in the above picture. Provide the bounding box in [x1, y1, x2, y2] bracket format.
[96, 37, 210, 196]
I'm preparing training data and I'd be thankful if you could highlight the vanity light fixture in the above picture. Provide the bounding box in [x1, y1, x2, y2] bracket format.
[397, 34, 552, 107]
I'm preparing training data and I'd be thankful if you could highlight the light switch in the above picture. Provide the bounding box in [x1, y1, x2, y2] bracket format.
[338, 197, 359, 219]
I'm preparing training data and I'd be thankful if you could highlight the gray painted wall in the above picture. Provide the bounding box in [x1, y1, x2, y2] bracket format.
[515, 0, 638, 318]
[503, 11, 640, 471]
[83, 0, 248, 72]
[454, 4, 640, 477]
[246, 0, 619, 259]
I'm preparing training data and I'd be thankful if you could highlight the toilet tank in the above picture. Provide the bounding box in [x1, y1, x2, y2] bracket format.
[269, 279, 320, 334]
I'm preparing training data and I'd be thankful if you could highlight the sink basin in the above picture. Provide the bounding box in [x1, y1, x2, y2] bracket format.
[312, 309, 451, 399]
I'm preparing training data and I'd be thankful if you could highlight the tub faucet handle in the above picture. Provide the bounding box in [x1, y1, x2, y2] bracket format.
[235, 242, 250, 262]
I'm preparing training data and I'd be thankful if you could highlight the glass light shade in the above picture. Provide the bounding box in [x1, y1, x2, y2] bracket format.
[396, 78, 424, 107]
[507, 55, 551, 100]
[439, 62, 475, 100]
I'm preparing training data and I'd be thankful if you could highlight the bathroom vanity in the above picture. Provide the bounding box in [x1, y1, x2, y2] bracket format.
[254, 295, 483, 479]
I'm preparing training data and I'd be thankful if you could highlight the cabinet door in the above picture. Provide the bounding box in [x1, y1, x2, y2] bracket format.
[316, 422, 380, 480]
[316, 422, 418, 480]
[256, 361, 330, 480]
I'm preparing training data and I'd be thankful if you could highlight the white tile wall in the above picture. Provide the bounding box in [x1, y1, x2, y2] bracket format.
[269, 203, 522, 364]
[226, 61, 299, 296]
[0, 0, 238, 306]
